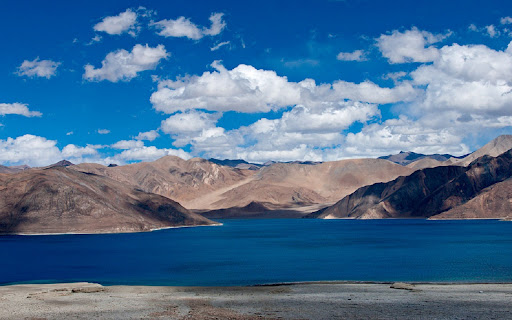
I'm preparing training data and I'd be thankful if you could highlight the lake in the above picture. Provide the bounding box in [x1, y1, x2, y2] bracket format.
[1, 219, 512, 286]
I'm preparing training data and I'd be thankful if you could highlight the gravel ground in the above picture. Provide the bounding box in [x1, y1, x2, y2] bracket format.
[0, 282, 511, 319]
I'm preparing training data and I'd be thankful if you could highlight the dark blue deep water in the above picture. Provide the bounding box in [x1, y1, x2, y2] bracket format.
[1, 219, 512, 286]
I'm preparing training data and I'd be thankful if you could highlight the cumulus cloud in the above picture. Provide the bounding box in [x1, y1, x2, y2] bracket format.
[343, 116, 470, 158]
[156, 102, 380, 163]
[411, 43, 512, 115]
[135, 130, 159, 141]
[152, 12, 226, 40]
[501, 17, 512, 25]
[97, 129, 110, 134]
[336, 50, 367, 61]
[17, 58, 60, 79]
[376, 27, 450, 63]
[0, 103, 41, 117]
[84, 44, 169, 82]
[114, 146, 191, 162]
[94, 9, 138, 36]
[111, 139, 144, 149]
[0, 133, 191, 167]
[343, 40, 512, 158]
[0, 135, 62, 166]
[151, 61, 418, 114]
[61, 144, 99, 158]
[161, 110, 222, 148]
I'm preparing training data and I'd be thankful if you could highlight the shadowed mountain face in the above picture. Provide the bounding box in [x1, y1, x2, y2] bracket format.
[309, 149, 512, 220]
[378, 151, 457, 166]
[0, 167, 215, 234]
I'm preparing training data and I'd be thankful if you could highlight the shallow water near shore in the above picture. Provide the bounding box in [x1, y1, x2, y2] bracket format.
[1, 219, 512, 286]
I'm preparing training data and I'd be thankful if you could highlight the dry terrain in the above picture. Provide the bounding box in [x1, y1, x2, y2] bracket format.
[0, 167, 215, 234]
[1, 282, 511, 319]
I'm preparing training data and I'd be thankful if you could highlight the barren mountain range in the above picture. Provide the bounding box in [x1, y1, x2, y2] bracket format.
[308, 136, 512, 220]
[0, 135, 511, 234]
[0, 167, 215, 234]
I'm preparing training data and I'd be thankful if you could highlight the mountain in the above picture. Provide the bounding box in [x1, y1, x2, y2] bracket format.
[309, 148, 512, 220]
[378, 151, 458, 166]
[208, 158, 262, 170]
[432, 178, 512, 220]
[0, 167, 215, 234]
[0, 164, 30, 174]
[74, 157, 412, 213]
[73, 156, 256, 210]
[47, 160, 74, 168]
[454, 135, 512, 166]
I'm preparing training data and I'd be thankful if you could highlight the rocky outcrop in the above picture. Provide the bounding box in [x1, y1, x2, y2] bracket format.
[432, 178, 512, 220]
[0, 167, 216, 234]
[309, 149, 512, 220]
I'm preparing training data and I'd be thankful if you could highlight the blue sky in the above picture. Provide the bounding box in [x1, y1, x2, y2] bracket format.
[1, 0, 512, 166]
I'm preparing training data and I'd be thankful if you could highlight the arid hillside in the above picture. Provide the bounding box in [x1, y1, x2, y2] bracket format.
[0, 167, 215, 234]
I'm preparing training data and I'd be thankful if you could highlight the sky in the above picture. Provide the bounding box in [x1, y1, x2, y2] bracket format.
[1, 0, 512, 166]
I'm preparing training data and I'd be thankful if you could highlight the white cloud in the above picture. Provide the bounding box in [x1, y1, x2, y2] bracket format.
[0, 103, 41, 117]
[501, 17, 512, 25]
[469, 24, 478, 32]
[485, 25, 499, 38]
[115, 146, 191, 162]
[161, 110, 221, 147]
[84, 44, 169, 82]
[202, 13, 226, 36]
[411, 43, 512, 115]
[469, 23, 503, 38]
[87, 35, 102, 45]
[151, 61, 417, 114]
[153, 12, 226, 40]
[211, 41, 230, 51]
[111, 139, 144, 150]
[0, 135, 62, 166]
[97, 129, 110, 134]
[135, 130, 159, 141]
[62, 144, 99, 158]
[376, 27, 449, 63]
[336, 49, 367, 61]
[17, 58, 60, 79]
[93, 9, 137, 36]
[157, 102, 380, 163]
[343, 116, 470, 158]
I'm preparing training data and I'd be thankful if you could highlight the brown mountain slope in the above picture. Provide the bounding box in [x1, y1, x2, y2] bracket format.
[406, 158, 446, 170]
[204, 159, 413, 209]
[74, 158, 412, 211]
[455, 135, 512, 166]
[432, 178, 512, 220]
[73, 156, 256, 207]
[0, 167, 215, 234]
[309, 149, 512, 219]
[0, 164, 30, 174]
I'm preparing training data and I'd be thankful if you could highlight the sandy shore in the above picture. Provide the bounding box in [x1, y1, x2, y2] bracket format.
[1, 282, 512, 319]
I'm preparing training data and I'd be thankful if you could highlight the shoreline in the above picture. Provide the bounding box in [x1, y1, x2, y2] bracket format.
[2, 281, 512, 319]
[4, 280, 512, 287]
[4, 222, 223, 236]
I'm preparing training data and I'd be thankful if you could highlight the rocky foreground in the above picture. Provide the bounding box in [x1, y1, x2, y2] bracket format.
[1, 282, 511, 319]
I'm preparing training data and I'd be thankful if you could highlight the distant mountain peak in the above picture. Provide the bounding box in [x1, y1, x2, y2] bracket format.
[50, 160, 74, 167]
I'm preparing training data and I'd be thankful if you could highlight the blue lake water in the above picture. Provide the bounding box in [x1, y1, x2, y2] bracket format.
[1, 219, 512, 286]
